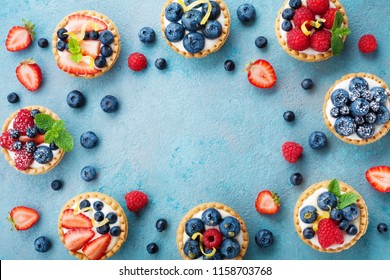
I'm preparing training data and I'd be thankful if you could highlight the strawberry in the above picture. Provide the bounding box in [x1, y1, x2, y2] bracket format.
[5, 19, 35, 52]
[322, 8, 337, 29]
[282, 142, 303, 163]
[64, 228, 95, 251]
[16, 59, 42, 92]
[255, 190, 280, 215]
[292, 7, 315, 30]
[65, 14, 108, 32]
[366, 166, 390, 193]
[9, 206, 39, 230]
[125, 190, 148, 212]
[287, 28, 310, 51]
[14, 149, 34, 171]
[80, 40, 101, 59]
[61, 209, 93, 229]
[19, 134, 45, 145]
[128, 52, 148, 72]
[358, 34, 377, 54]
[13, 109, 35, 134]
[203, 228, 223, 249]
[0, 131, 16, 151]
[246, 59, 277, 89]
[317, 218, 344, 249]
[307, 0, 330, 15]
[57, 51, 99, 76]
[82, 234, 111, 260]
[310, 29, 331, 52]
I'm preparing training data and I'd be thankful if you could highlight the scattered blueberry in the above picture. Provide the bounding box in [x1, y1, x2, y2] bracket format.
[349, 77, 369, 94]
[34, 146, 53, 164]
[25, 141, 36, 153]
[7, 92, 19, 104]
[99, 30, 114, 45]
[282, 8, 295, 20]
[301, 78, 314, 90]
[220, 238, 240, 258]
[89, 30, 100, 40]
[147, 243, 159, 254]
[308, 131, 327, 150]
[38, 38, 48, 48]
[342, 203, 359, 221]
[346, 224, 358, 235]
[289, 0, 302, 9]
[100, 95, 119, 113]
[94, 211, 105, 222]
[317, 192, 337, 211]
[13, 141, 22, 151]
[255, 36, 268, 49]
[110, 226, 121, 237]
[106, 212, 118, 224]
[80, 131, 98, 149]
[34, 236, 51, 253]
[334, 116, 356, 136]
[156, 218, 168, 232]
[181, 10, 204, 32]
[185, 218, 205, 236]
[331, 89, 349, 107]
[330, 209, 343, 221]
[57, 28, 68, 40]
[183, 32, 205, 54]
[202, 20, 222, 39]
[202, 1, 221, 20]
[219, 216, 241, 238]
[165, 2, 184, 22]
[79, 199, 91, 209]
[303, 227, 315, 239]
[201, 208, 222, 226]
[138, 27, 156, 43]
[283, 111, 295, 122]
[338, 220, 349, 231]
[94, 56, 107, 68]
[184, 239, 201, 259]
[10, 129, 20, 139]
[51, 180, 63, 191]
[66, 90, 86, 108]
[375, 106, 390, 124]
[290, 173, 303, 186]
[254, 229, 274, 248]
[56, 41, 66, 51]
[224, 60, 235, 71]
[97, 224, 110, 235]
[299, 205, 318, 223]
[377, 223, 388, 234]
[101, 45, 113, 57]
[80, 166, 97, 182]
[93, 201, 104, 211]
[281, 20, 293, 31]
[164, 22, 185, 42]
[26, 127, 38, 138]
[237, 3, 256, 23]
[155, 58, 167, 70]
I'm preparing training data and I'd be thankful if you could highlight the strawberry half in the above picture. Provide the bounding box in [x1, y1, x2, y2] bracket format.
[65, 14, 108, 32]
[9, 206, 39, 230]
[82, 234, 111, 260]
[366, 166, 390, 193]
[61, 209, 93, 229]
[19, 134, 45, 145]
[247, 59, 277, 89]
[16, 59, 42, 91]
[64, 228, 95, 251]
[5, 19, 35, 52]
[255, 190, 280, 215]
[80, 40, 101, 59]
[57, 51, 99, 76]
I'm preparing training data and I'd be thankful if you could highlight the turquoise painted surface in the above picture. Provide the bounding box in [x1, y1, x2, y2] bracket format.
[0, 0, 389, 260]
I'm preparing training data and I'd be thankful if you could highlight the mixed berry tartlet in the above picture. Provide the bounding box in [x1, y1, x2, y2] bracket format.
[323, 73, 390, 145]
[177, 202, 248, 260]
[52, 10, 120, 78]
[275, 0, 349, 62]
[161, 0, 231, 58]
[294, 179, 368, 253]
[0, 106, 73, 175]
[58, 192, 128, 260]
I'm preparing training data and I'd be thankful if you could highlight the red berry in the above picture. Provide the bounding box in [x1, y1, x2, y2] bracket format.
[282, 142, 303, 164]
[0, 130, 16, 151]
[317, 218, 344, 249]
[322, 8, 337, 29]
[307, 0, 330, 15]
[365, 166, 390, 193]
[13, 109, 35, 134]
[310, 29, 332, 52]
[287, 28, 310, 51]
[202, 229, 223, 249]
[125, 190, 148, 212]
[358, 34, 377, 54]
[292, 7, 315, 30]
[255, 190, 280, 215]
[14, 148, 34, 171]
[128, 52, 147, 72]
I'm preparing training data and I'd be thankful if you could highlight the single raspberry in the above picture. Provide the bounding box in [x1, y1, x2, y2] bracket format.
[202, 228, 223, 249]
[287, 28, 310, 51]
[292, 7, 315, 30]
[317, 218, 344, 249]
[13, 109, 34, 134]
[358, 34, 377, 54]
[125, 190, 148, 212]
[310, 29, 332, 52]
[307, 0, 330, 15]
[14, 148, 34, 171]
[128, 52, 148, 72]
[282, 142, 303, 163]
[322, 8, 338, 29]
[0, 130, 16, 151]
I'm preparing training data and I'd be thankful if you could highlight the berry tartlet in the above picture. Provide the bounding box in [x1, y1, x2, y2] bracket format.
[177, 202, 248, 260]
[161, 0, 231, 58]
[294, 179, 368, 253]
[52, 10, 120, 78]
[323, 73, 390, 145]
[58, 192, 128, 260]
[275, 0, 349, 62]
[0, 106, 73, 175]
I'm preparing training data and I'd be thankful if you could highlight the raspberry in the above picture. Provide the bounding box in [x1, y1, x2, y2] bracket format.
[310, 29, 331, 52]
[0, 130, 16, 151]
[125, 190, 148, 212]
[287, 28, 310, 51]
[202, 229, 223, 249]
[13, 109, 34, 134]
[14, 148, 34, 171]
[307, 0, 330, 15]
[292, 7, 315, 30]
[322, 8, 337, 29]
[317, 218, 344, 249]
[282, 142, 303, 163]
[358, 34, 377, 54]
[128, 52, 148, 72]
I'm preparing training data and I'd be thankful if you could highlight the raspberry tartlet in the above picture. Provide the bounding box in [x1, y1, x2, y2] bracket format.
[323, 73, 390, 145]
[177, 202, 249, 260]
[52, 10, 120, 78]
[275, 0, 349, 62]
[58, 192, 128, 260]
[294, 180, 368, 253]
[161, 0, 230, 58]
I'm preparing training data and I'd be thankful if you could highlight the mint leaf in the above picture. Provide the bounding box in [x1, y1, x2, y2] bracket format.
[68, 37, 80, 54]
[44, 130, 58, 144]
[34, 114, 55, 131]
[52, 120, 65, 132]
[54, 130, 74, 152]
[332, 11, 344, 32]
[331, 35, 343, 56]
[70, 53, 82, 63]
[334, 28, 351, 37]
[338, 193, 359, 209]
[328, 179, 341, 197]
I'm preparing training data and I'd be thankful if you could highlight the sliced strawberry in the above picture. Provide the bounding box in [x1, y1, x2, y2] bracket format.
[80, 40, 101, 59]
[5, 20, 35, 52]
[255, 190, 280, 215]
[57, 51, 99, 75]
[64, 228, 95, 251]
[19, 134, 45, 145]
[366, 166, 390, 193]
[14, 149, 34, 171]
[82, 234, 111, 260]
[65, 14, 108, 32]
[61, 209, 93, 229]
[16, 59, 42, 92]
[247, 59, 277, 89]
[9, 206, 39, 230]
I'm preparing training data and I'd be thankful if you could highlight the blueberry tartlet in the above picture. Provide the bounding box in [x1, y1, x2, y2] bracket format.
[58, 192, 128, 260]
[323, 73, 390, 145]
[161, 0, 231, 58]
[52, 10, 120, 78]
[294, 179, 368, 253]
[177, 202, 248, 260]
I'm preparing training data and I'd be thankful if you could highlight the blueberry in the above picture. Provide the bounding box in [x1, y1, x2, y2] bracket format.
[308, 131, 327, 150]
[100, 95, 119, 113]
[301, 78, 314, 90]
[101, 45, 113, 57]
[79, 199, 91, 209]
[185, 218, 205, 236]
[164, 22, 185, 42]
[255, 36, 268, 48]
[224, 60, 235, 71]
[202, 1, 221, 20]
[90, 30, 100, 40]
[13, 141, 22, 150]
[138, 27, 156, 44]
[147, 243, 159, 254]
[299, 205, 318, 223]
[56, 41, 66, 51]
[237, 3, 256, 23]
[201, 208, 222, 226]
[220, 238, 240, 258]
[356, 124, 375, 139]
[184, 0, 202, 8]
[34, 146, 53, 164]
[57, 28, 68, 40]
[377, 223, 388, 234]
[202, 20, 222, 39]
[94, 211, 105, 222]
[338, 220, 349, 231]
[342, 203, 359, 221]
[365, 112, 377, 124]
[330, 107, 341, 119]
[26, 127, 38, 138]
[361, 90, 373, 102]
[290, 173, 303, 186]
[34, 236, 51, 253]
[181, 10, 204, 32]
[317, 192, 337, 211]
[203, 248, 223, 260]
[10, 129, 20, 139]
[106, 212, 118, 224]
[155, 58, 167, 70]
[334, 116, 356, 136]
[51, 180, 63, 191]
[219, 216, 241, 238]
[165, 2, 184, 22]
[93, 201, 104, 211]
[66, 90, 86, 108]
[183, 239, 201, 259]
[183, 32, 205, 54]
[375, 106, 390, 124]
[370, 87, 388, 104]
[314, 21, 325, 31]
[369, 101, 380, 112]
[49, 142, 59, 150]
[330, 209, 343, 221]
[80, 131, 98, 149]
[349, 91, 360, 102]
[346, 224, 358, 235]
[350, 98, 370, 116]
[339, 106, 350, 116]
[25, 141, 36, 153]
[331, 89, 349, 107]
[303, 227, 315, 239]
[31, 109, 41, 118]
[99, 30, 114, 45]
[110, 226, 121, 236]
[282, 8, 295, 20]
[37, 38, 49, 48]
[83, 32, 89, 40]
[254, 229, 274, 248]
[156, 218, 168, 232]
[80, 166, 97, 182]
[97, 224, 110, 234]
[281, 20, 292, 31]
[94, 56, 107, 68]
[354, 116, 365, 125]
[349, 77, 369, 94]
[7, 92, 19, 103]
[289, 0, 302, 9]
[283, 111, 295, 122]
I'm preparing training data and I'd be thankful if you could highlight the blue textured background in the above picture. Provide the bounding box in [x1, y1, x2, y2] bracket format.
[0, 0, 389, 260]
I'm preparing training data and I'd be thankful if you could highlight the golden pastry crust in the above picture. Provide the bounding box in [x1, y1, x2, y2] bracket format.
[58, 192, 128, 260]
[1, 106, 65, 175]
[275, 0, 348, 62]
[294, 180, 368, 253]
[177, 202, 249, 260]
[323, 73, 390, 145]
[161, 0, 230, 58]
[52, 10, 120, 79]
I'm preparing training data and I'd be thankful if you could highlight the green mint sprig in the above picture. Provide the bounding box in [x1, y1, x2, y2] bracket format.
[331, 12, 351, 56]
[34, 114, 74, 152]
[68, 37, 83, 63]
[328, 179, 359, 210]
